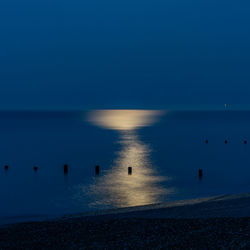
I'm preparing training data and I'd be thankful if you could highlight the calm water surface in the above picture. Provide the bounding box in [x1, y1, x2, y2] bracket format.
[1, 110, 250, 223]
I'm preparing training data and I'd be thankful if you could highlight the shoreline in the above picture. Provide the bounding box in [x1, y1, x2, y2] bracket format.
[2, 192, 250, 227]
[65, 192, 250, 219]
[1, 193, 250, 248]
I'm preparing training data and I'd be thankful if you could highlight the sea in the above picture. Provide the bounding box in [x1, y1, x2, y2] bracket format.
[1, 109, 250, 223]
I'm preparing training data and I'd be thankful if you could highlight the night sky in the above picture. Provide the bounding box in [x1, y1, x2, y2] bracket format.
[0, 0, 250, 109]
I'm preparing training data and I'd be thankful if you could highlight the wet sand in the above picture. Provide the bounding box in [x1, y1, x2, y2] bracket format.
[1, 193, 250, 249]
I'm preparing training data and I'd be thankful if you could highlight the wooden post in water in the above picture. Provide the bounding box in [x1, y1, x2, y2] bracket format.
[64, 164, 68, 174]
[95, 165, 100, 175]
[4, 165, 8, 171]
[34, 166, 38, 172]
[199, 169, 203, 179]
[128, 166, 132, 175]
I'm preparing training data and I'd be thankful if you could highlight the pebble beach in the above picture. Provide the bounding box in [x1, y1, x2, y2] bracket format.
[1, 193, 250, 249]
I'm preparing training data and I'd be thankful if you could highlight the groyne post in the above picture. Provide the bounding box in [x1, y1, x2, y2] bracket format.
[128, 166, 132, 175]
[199, 169, 203, 179]
[64, 164, 68, 174]
[95, 165, 100, 175]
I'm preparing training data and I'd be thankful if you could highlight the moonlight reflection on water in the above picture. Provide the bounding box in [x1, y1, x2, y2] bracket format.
[87, 109, 164, 131]
[81, 110, 174, 208]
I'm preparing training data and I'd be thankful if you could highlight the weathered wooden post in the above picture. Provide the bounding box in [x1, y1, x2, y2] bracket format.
[95, 165, 100, 175]
[64, 164, 68, 174]
[199, 169, 203, 179]
[128, 166, 132, 175]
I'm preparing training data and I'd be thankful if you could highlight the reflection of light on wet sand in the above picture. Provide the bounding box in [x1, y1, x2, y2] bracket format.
[87, 109, 164, 131]
[78, 110, 174, 208]
[87, 132, 173, 208]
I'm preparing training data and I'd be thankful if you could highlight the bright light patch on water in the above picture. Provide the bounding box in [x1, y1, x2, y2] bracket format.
[81, 110, 172, 208]
[86, 109, 165, 131]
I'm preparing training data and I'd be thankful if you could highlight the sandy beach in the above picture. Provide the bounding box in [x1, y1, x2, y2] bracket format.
[1, 193, 250, 249]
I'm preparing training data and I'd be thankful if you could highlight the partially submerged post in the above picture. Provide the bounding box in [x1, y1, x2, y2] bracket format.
[128, 166, 132, 175]
[205, 139, 208, 144]
[95, 165, 100, 175]
[198, 169, 203, 180]
[64, 164, 68, 175]
[4, 165, 8, 171]
[244, 140, 247, 144]
[34, 166, 38, 172]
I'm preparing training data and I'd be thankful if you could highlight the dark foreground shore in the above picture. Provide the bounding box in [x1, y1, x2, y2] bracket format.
[1, 217, 250, 249]
[1, 193, 250, 249]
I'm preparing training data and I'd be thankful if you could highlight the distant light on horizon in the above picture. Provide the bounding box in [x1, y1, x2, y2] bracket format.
[86, 109, 165, 131]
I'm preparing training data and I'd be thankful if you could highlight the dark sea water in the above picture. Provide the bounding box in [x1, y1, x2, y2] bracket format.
[1, 110, 250, 223]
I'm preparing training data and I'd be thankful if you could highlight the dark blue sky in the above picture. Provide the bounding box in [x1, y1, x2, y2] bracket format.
[0, 0, 250, 109]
